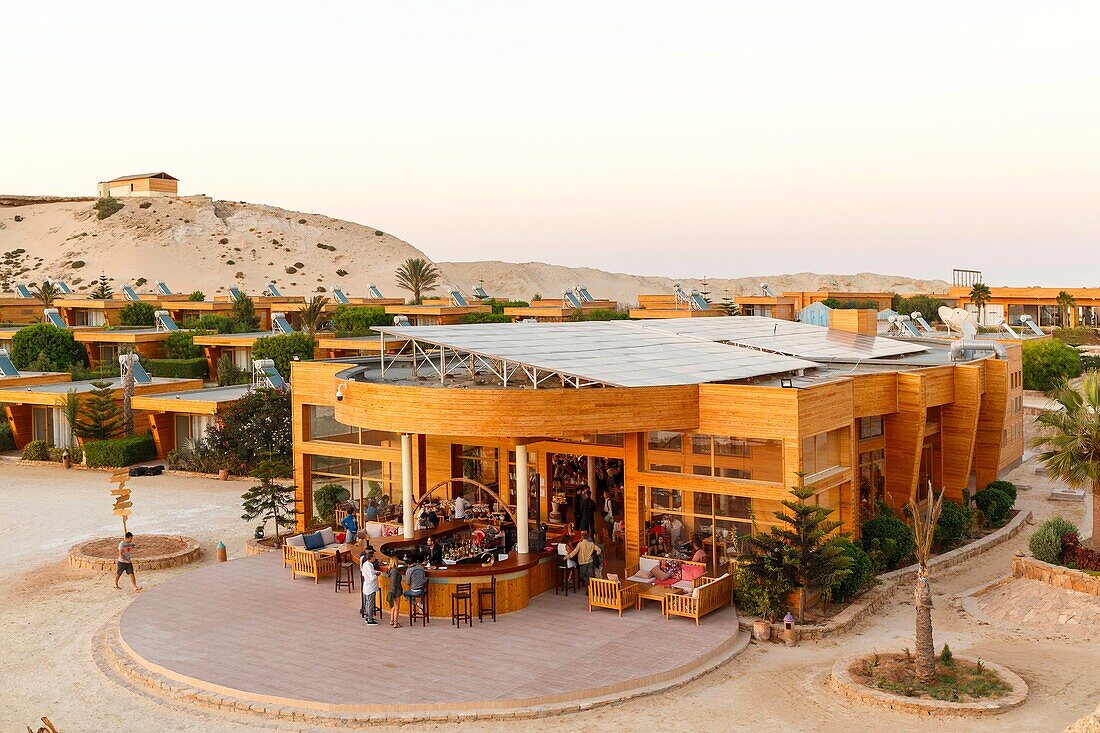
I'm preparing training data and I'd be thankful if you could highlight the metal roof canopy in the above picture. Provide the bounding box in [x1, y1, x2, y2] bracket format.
[625, 316, 929, 360]
[373, 320, 818, 389]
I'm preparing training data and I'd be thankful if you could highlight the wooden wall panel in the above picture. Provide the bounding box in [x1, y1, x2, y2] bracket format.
[796, 380, 854, 436]
[850, 373, 898, 418]
[939, 365, 982, 502]
[974, 358, 1010, 488]
[922, 366, 956, 408]
[6, 404, 32, 449]
[884, 372, 925, 507]
[148, 412, 175, 459]
[698, 384, 798, 439]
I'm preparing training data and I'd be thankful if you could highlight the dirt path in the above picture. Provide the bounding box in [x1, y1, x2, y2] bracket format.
[1, 460, 1096, 732]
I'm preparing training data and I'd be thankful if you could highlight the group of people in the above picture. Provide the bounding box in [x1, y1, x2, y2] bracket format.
[357, 548, 430, 628]
[558, 529, 604, 591]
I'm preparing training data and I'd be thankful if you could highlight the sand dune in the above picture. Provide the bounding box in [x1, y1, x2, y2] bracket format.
[0, 196, 948, 303]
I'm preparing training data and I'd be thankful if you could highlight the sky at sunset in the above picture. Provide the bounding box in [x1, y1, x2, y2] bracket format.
[3, 1, 1098, 285]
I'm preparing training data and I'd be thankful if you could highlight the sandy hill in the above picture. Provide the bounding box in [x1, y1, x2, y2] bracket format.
[0, 196, 948, 303]
[441, 260, 949, 305]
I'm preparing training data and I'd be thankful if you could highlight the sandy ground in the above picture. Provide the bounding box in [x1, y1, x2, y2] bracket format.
[1, 455, 1096, 733]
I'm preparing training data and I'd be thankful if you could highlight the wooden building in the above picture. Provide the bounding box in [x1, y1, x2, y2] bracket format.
[131, 385, 252, 458]
[291, 316, 1024, 583]
[948, 285, 1100, 328]
[384, 299, 491, 326]
[73, 328, 175, 369]
[97, 172, 178, 198]
[191, 331, 272, 381]
[784, 291, 895, 312]
[629, 293, 724, 320]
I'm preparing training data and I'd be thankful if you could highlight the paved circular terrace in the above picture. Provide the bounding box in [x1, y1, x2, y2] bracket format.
[114, 552, 745, 720]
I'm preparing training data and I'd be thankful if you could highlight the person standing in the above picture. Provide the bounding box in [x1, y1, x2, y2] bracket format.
[385, 559, 404, 628]
[113, 532, 142, 591]
[360, 549, 379, 625]
[453, 493, 469, 520]
[580, 489, 597, 536]
[341, 508, 359, 544]
[566, 531, 602, 592]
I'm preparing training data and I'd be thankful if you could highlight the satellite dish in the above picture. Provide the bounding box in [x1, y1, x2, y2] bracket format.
[941, 307, 977, 337]
[937, 305, 954, 324]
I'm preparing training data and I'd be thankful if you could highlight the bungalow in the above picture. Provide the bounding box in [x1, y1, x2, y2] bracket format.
[96, 172, 178, 198]
[132, 385, 252, 458]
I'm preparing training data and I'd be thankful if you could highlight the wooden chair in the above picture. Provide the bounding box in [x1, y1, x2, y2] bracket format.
[587, 576, 639, 617]
[408, 592, 430, 627]
[334, 550, 356, 593]
[477, 575, 497, 623]
[451, 583, 472, 628]
[288, 546, 338, 583]
[665, 574, 735, 624]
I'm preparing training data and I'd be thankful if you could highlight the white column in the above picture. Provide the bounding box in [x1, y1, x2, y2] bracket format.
[401, 433, 414, 539]
[587, 455, 596, 490]
[516, 444, 530, 554]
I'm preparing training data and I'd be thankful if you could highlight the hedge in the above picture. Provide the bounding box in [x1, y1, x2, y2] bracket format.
[144, 357, 208, 379]
[0, 422, 15, 452]
[22, 439, 49, 461]
[974, 487, 1013, 526]
[84, 433, 157, 467]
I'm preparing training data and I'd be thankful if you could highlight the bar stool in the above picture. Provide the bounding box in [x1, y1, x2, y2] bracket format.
[477, 576, 497, 623]
[408, 593, 430, 627]
[334, 551, 355, 593]
[451, 583, 473, 628]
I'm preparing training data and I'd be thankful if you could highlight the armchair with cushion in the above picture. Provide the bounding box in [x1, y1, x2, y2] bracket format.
[282, 527, 341, 582]
[665, 573, 735, 624]
[587, 574, 639, 617]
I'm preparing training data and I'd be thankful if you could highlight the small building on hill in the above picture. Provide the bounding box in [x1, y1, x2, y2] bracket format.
[97, 172, 178, 198]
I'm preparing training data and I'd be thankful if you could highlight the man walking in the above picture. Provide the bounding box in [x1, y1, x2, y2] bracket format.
[579, 489, 597, 536]
[114, 532, 141, 591]
[361, 549, 379, 625]
[566, 530, 602, 592]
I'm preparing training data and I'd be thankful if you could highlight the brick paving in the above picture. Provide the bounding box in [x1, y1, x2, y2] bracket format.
[119, 552, 739, 709]
[975, 578, 1100, 639]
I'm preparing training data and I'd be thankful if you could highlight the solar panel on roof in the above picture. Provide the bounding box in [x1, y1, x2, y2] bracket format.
[332, 288, 350, 305]
[15, 284, 31, 298]
[577, 286, 594, 303]
[52, 280, 72, 294]
[131, 360, 152, 384]
[156, 280, 172, 295]
[264, 282, 283, 297]
[122, 285, 139, 301]
[450, 289, 469, 307]
[43, 309, 67, 328]
[563, 291, 583, 308]
[0, 348, 19, 377]
[229, 287, 243, 300]
[368, 284, 384, 299]
[271, 313, 294, 334]
[472, 285, 489, 300]
[155, 310, 179, 332]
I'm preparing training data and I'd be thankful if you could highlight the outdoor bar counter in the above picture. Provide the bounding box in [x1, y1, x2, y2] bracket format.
[354, 521, 559, 617]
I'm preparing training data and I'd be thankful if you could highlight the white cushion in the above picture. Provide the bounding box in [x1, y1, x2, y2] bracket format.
[637, 557, 659, 574]
[691, 585, 701, 600]
[626, 573, 650, 584]
[285, 534, 306, 548]
[318, 527, 336, 546]
[672, 579, 693, 592]
[364, 521, 384, 539]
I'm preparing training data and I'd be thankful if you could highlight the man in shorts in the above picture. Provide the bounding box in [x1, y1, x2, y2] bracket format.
[114, 532, 142, 591]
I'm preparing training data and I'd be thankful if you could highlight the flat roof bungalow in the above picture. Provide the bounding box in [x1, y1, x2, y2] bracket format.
[132, 385, 253, 458]
[97, 172, 178, 198]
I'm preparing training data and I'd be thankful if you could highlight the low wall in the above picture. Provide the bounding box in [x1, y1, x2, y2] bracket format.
[1012, 555, 1100, 596]
[69, 535, 201, 572]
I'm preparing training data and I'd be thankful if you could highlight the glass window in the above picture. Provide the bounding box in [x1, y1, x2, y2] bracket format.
[649, 463, 682, 474]
[307, 404, 354, 442]
[459, 445, 498, 488]
[713, 436, 750, 457]
[859, 415, 883, 439]
[803, 429, 842, 475]
[594, 433, 624, 446]
[174, 414, 191, 444]
[648, 487, 682, 512]
[647, 431, 682, 452]
[691, 434, 712, 455]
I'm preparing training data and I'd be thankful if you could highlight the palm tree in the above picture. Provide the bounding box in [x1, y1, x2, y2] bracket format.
[57, 388, 81, 452]
[1033, 372, 1100, 548]
[29, 280, 61, 308]
[395, 257, 441, 304]
[969, 282, 992, 326]
[1056, 290, 1076, 328]
[909, 490, 944, 684]
[296, 295, 330, 339]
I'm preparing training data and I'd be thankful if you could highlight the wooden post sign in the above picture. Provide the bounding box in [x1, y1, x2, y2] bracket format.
[110, 470, 132, 535]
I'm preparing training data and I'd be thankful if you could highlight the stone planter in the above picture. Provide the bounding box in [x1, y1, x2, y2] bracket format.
[752, 619, 772, 641]
[218, 469, 229, 480]
[69, 535, 201, 571]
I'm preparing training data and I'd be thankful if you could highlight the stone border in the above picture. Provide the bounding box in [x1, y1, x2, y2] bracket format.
[69, 535, 201, 572]
[245, 538, 279, 556]
[1012, 555, 1100, 595]
[740, 509, 1033, 640]
[831, 654, 1028, 717]
[98, 612, 750, 724]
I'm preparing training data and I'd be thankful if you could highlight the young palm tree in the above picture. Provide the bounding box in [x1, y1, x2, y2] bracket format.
[969, 282, 992, 326]
[29, 280, 61, 308]
[296, 295, 330, 339]
[1056, 290, 1076, 328]
[395, 257, 441, 304]
[57, 388, 81, 452]
[1033, 372, 1100, 548]
[909, 490, 944, 684]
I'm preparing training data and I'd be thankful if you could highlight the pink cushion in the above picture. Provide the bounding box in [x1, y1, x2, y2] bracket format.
[680, 564, 706, 582]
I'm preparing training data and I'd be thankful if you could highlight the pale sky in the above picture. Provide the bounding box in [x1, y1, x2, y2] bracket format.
[3, 2, 1098, 285]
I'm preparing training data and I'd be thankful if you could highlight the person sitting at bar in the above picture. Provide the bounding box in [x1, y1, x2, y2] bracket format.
[425, 536, 444, 566]
[403, 558, 428, 607]
[566, 530, 602, 592]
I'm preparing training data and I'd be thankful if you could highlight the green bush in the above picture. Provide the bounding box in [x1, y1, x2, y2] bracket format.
[11, 323, 82, 371]
[935, 500, 972, 547]
[1029, 516, 1078, 564]
[21, 439, 48, 461]
[184, 314, 240, 334]
[163, 330, 204, 359]
[0, 421, 15, 451]
[973, 487, 1012, 526]
[733, 563, 790, 621]
[570, 308, 631, 321]
[331, 305, 389, 336]
[830, 538, 872, 602]
[94, 197, 123, 220]
[313, 483, 350, 524]
[119, 301, 156, 326]
[1051, 327, 1099, 347]
[188, 290, 206, 302]
[860, 513, 915, 571]
[144, 357, 208, 379]
[460, 312, 511, 324]
[487, 299, 529, 315]
[985, 480, 1017, 505]
[892, 294, 947, 323]
[252, 332, 316, 379]
[84, 433, 157, 467]
[1022, 339, 1082, 391]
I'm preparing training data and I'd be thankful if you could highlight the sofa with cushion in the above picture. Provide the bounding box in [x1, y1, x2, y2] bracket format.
[282, 527, 341, 582]
[626, 556, 708, 593]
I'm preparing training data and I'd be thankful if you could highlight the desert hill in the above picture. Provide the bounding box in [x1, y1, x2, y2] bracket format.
[0, 196, 949, 303]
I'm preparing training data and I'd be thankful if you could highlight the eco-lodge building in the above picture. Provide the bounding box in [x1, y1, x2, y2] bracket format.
[291, 316, 1024, 575]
